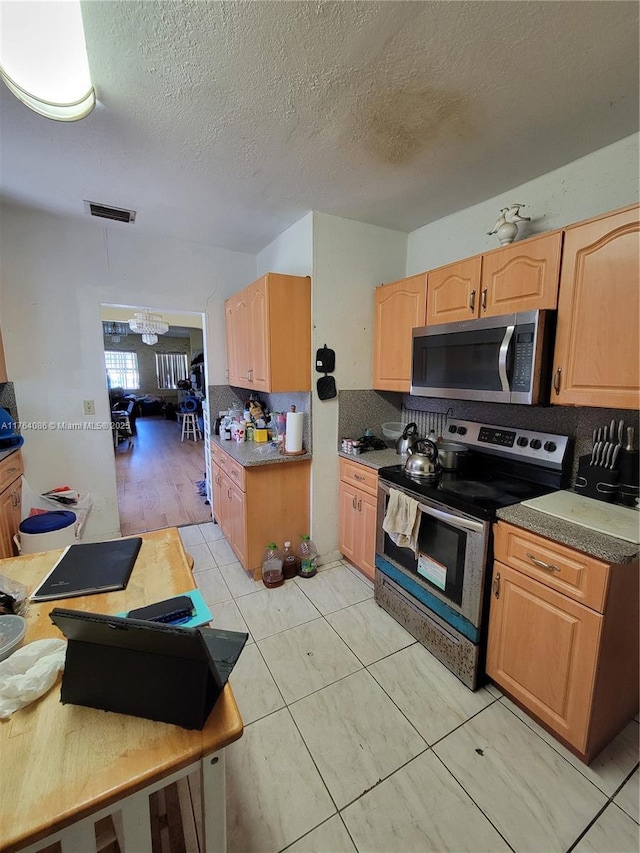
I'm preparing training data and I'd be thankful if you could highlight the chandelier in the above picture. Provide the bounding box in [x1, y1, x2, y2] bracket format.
[102, 322, 129, 343]
[128, 311, 169, 346]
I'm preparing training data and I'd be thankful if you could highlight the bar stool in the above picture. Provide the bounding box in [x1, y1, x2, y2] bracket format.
[180, 412, 202, 442]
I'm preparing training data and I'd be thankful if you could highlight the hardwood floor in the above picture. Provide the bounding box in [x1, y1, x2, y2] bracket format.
[115, 416, 212, 536]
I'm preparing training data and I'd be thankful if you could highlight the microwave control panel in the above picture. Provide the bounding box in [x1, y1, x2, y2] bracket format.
[511, 327, 535, 391]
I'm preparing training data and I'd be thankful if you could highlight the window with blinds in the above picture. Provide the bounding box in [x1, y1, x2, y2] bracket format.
[105, 351, 140, 389]
[155, 352, 189, 390]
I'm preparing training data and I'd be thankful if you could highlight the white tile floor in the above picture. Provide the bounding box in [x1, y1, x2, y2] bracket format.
[180, 523, 640, 853]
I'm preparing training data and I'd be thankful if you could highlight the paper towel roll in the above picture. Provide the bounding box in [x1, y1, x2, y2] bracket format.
[285, 412, 304, 453]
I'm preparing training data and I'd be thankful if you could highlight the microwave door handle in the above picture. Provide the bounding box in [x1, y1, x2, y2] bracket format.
[498, 325, 515, 393]
[418, 503, 485, 533]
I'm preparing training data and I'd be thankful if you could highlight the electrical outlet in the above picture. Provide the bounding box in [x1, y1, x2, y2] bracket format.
[83, 400, 95, 416]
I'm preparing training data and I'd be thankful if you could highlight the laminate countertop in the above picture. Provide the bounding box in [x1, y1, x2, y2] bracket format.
[496, 503, 639, 564]
[213, 434, 311, 467]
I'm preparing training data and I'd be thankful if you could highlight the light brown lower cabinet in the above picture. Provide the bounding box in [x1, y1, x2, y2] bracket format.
[211, 444, 310, 579]
[0, 451, 23, 559]
[486, 521, 639, 763]
[338, 458, 378, 581]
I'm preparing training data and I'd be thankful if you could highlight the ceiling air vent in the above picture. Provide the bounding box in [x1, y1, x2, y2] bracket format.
[84, 200, 136, 223]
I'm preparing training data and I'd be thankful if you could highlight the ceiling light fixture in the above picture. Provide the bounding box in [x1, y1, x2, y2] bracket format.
[128, 311, 169, 346]
[0, 0, 95, 121]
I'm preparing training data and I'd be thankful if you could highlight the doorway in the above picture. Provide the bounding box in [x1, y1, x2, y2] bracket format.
[101, 305, 211, 535]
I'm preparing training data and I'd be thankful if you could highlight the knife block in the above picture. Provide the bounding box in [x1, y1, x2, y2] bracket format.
[574, 454, 619, 503]
[616, 448, 639, 507]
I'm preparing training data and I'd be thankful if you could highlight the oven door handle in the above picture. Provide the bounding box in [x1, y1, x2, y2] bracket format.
[417, 502, 485, 533]
[498, 324, 515, 393]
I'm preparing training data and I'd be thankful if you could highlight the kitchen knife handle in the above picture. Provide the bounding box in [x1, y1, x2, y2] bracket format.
[553, 367, 562, 395]
[526, 552, 561, 573]
[469, 290, 476, 312]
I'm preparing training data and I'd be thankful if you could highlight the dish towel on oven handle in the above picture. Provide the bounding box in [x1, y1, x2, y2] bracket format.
[382, 488, 421, 556]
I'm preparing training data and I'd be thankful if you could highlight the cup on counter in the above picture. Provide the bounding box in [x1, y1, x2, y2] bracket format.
[231, 423, 245, 442]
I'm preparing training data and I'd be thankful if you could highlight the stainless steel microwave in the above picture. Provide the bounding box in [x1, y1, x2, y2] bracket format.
[410, 310, 555, 404]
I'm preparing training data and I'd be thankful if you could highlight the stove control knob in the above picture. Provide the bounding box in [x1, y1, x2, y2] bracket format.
[544, 441, 557, 453]
[456, 426, 467, 435]
[529, 439, 542, 450]
[516, 436, 528, 447]
[448, 425, 457, 433]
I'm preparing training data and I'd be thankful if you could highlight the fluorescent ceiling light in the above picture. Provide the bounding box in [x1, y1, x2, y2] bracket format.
[0, 0, 95, 121]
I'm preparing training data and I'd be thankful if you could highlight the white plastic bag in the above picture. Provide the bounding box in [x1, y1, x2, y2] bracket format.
[0, 638, 66, 719]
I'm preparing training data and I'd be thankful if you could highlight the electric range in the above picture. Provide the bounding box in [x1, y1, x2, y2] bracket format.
[374, 419, 572, 689]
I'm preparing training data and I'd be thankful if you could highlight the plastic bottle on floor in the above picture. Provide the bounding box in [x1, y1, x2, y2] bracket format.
[297, 535, 318, 578]
[282, 541, 299, 580]
[262, 543, 284, 588]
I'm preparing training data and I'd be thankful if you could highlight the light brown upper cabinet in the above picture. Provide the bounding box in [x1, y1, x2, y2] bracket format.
[551, 204, 639, 409]
[224, 273, 311, 393]
[426, 256, 482, 325]
[480, 231, 562, 316]
[426, 232, 562, 326]
[373, 273, 428, 392]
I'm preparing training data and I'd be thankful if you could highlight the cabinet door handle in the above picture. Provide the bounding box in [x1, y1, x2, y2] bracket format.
[526, 552, 561, 573]
[481, 288, 487, 311]
[469, 290, 476, 312]
[357, 498, 362, 511]
[246, 369, 253, 381]
[492, 572, 500, 598]
[553, 367, 562, 395]
[352, 495, 357, 510]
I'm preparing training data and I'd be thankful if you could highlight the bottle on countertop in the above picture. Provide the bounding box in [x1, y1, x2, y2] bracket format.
[282, 541, 299, 579]
[297, 534, 318, 578]
[262, 543, 284, 588]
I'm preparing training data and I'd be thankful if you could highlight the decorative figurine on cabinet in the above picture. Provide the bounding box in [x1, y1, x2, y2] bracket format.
[487, 203, 531, 245]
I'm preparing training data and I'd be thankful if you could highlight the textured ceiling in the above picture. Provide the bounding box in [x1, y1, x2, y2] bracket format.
[1, 1, 638, 253]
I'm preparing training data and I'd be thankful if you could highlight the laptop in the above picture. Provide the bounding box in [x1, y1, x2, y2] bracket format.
[50, 608, 248, 729]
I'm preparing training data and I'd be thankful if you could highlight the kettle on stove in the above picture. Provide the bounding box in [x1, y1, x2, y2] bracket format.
[396, 422, 420, 455]
[404, 439, 442, 481]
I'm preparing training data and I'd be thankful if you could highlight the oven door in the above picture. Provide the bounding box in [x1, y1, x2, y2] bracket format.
[376, 479, 490, 630]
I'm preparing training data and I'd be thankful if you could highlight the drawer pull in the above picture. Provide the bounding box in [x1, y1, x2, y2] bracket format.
[354, 473, 365, 482]
[526, 552, 561, 573]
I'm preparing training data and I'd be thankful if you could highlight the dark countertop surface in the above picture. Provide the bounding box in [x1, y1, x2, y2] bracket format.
[339, 449, 638, 564]
[496, 503, 639, 564]
[213, 434, 311, 467]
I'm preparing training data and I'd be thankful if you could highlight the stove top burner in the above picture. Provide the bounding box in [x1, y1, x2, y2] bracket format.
[440, 480, 502, 500]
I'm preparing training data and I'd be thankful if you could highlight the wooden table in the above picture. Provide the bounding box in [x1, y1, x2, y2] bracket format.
[0, 528, 243, 853]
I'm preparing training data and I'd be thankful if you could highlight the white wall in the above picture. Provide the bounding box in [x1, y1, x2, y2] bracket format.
[309, 214, 406, 560]
[0, 203, 255, 539]
[407, 133, 640, 273]
[256, 211, 406, 560]
[256, 212, 313, 278]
